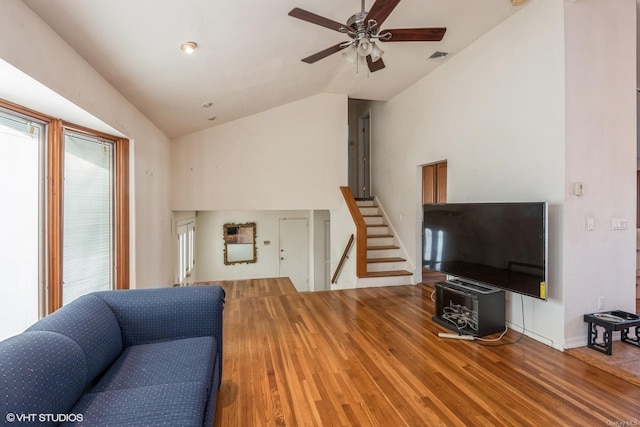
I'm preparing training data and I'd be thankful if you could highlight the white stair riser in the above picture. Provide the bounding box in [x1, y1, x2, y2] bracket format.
[367, 261, 407, 272]
[367, 226, 389, 235]
[367, 249, 401, 258]
[359, 207, 379, 216]
[356, 275, 413, 288]
[367, 236, 394, 246]
[363, 216, 384, 225]
[356, 200, 376, 207]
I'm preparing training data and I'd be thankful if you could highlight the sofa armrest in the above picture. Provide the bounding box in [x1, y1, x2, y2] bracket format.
[92, 285, 225, 350]
[0, 331, 88, 425]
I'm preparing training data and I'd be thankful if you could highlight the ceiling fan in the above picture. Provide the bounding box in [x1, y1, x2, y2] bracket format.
[288, 0, 446, 73]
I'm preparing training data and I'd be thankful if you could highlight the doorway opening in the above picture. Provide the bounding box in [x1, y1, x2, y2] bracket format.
[421, 160, 448, 284]
[348, 99, 372, 199]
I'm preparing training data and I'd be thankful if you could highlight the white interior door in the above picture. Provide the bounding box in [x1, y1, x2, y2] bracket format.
[279, 218, 309, 292]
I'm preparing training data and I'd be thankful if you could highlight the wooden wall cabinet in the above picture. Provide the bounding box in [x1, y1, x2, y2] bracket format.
[423, 161, 447, 204]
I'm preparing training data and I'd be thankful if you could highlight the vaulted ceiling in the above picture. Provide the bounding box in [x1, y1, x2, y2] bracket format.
[24, 0, 527, 139]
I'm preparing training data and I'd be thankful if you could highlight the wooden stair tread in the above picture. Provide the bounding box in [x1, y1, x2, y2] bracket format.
[367, 257, 406, 263]
[367, 234, 394, 238]
[366, 224, 388, 228]
[364, 270, 413, 278]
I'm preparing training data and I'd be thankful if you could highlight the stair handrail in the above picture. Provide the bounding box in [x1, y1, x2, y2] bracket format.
[331, 234, 354, 284]
[340, 186, 367, 277]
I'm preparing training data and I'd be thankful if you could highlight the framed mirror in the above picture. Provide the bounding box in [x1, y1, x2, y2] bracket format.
[223, 222, 257, 265]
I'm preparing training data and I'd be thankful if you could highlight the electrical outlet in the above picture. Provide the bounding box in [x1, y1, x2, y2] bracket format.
[597, 296, 605, 311]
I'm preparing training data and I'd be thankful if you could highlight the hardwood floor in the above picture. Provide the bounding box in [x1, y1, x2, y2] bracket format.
[565, 298, 640, 387]
[214, 278, 640, 426]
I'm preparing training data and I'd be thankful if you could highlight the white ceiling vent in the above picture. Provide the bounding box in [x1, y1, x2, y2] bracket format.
[427, 51, 451, 61]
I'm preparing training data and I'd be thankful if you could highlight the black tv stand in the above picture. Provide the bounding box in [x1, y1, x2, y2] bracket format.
[433, 279, 505, 337]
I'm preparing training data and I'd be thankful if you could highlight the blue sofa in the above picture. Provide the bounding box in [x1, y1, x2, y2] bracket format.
[0, 285, 225, 426]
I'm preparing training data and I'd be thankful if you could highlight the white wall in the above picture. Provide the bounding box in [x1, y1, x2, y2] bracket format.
[196, 209, 333, 291]
[370, 0, 567, 348]
[0, 1, 174, 289]
[370, 0, 637, 349]
[562, 0, 637, 346]
[195, 210, 311, 283]
[171, 93, 348, 211]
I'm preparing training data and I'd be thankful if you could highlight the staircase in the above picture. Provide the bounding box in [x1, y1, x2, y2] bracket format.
[356, 199, 414, 287]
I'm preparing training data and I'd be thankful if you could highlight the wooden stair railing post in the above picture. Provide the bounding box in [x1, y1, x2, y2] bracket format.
[340, 187, 367, 277]
[331, 234, 354, 284]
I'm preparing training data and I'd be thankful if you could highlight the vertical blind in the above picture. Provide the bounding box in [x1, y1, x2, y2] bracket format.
[63, 132, 114, 305]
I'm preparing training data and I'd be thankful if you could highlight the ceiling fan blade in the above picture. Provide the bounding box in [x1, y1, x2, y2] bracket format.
[367, 56, 386, 73]
[366, 0, 402, 28]
[301, 43, 346, 64]
[288, 8, 346, 33]
[380, 28, 447, 42]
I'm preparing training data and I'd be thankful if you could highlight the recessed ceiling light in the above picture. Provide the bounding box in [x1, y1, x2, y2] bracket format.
[202, 102, 213, 108]
[180, 42, 198, 54]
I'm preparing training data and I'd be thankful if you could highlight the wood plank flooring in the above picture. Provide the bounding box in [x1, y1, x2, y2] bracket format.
[214, 278, 640, 426]
[565, 298, 640, 387]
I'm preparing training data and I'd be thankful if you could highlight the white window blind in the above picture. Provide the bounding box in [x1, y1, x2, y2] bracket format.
[0, 110, 44, 340]
[63, 132, 114, 305]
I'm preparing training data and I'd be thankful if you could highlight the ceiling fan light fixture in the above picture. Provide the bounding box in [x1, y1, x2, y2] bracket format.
[357, 38, 374, 57]
[370, 43, 384, 62]
[342, 44, 358, 63]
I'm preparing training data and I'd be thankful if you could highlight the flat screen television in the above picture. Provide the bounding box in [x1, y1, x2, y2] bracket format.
[423, 202, 548, 300]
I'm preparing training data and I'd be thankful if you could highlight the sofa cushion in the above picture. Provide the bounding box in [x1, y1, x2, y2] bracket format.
[26, 294, 122, 386]
[91, 336, 216, 393]
[0, 331, 88, 427]
[63, 382, 209, 427]
[93, 286, 224, 347]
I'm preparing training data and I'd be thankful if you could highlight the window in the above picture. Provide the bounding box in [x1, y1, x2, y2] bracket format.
[0, 109, 45, 338]
[49, 124, 129, 310]
[62, 131, 115, 304]
[0, 100, 129, 333]
[177, 220, 195, 285]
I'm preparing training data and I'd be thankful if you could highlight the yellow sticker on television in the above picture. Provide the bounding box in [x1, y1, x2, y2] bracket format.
[540, 282, 546, 299]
